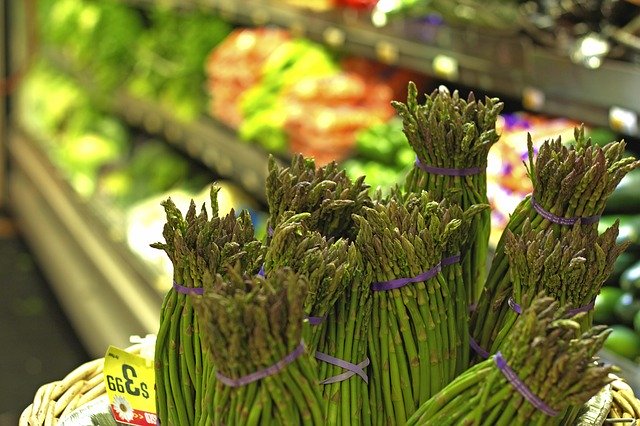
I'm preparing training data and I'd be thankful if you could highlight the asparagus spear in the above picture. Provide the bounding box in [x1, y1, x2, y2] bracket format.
[394, 82, 502, 304]
[472, 128, 640, 364]
[408, 296, 613, 426]
[192, 267, 325, 426]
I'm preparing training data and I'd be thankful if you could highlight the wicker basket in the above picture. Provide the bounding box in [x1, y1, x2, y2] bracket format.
[19, 343, 145, 426]
[20, 343, 640, 426]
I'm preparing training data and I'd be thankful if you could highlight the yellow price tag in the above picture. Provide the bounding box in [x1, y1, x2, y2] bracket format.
[104, 346, 156, 426]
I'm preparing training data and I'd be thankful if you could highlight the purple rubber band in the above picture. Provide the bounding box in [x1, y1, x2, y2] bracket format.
[306, 316, 325, 326]
[441, 254, 461, 267]
[173, 282, 204, 296]
[469, 336, 489, 359]
[267, 226, 274, 236]
[258, 264, 265, 277]
[508, 297, 523, 315]
[315, 351, 369, 384]
[216, 342, 305, 387]
[531, 195, 600, 226]
[494, 351, 558, 416]
[371, 262, 442, 291]
[468, 303, 478, 313]
[566, 301, 595, 316]
[415, 158, 483, 176]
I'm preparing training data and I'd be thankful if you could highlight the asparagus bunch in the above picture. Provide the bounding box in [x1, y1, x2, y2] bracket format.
[266, 154, 372, 241]
[263, 212, 356, 352]
[408, 296, 614, 426]
[356, 191, 486, 424]
[192, 267, 325, 426]
[472, 127, 640, 362]
[393, 82, 502, 304]
[151, 187, 264, 426]
[475, 218, 629, 357]
[315, 244, 371, 425]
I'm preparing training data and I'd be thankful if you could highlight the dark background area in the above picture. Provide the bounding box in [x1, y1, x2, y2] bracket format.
[0, 210, 90, 425]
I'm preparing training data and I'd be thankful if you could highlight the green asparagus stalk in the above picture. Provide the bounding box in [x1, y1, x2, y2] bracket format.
[356, 191, 486, 423]
[472, 127, 640, 364]
[394, 82, 502, 304]
[192, 267, 325, 426]
[481, 218, 628, 356]
[408, 296, 613, 426]
[151, 187, 265, 425]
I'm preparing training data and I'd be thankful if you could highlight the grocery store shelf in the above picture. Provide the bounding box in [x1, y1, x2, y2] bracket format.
[44, 50, 274, 204]
[7, 128, 163, 357]
[111, 93, 272, 204]
[122, 0, 640, 137]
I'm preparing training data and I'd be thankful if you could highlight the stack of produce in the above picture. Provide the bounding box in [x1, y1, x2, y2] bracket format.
[356, 191, 487, 424]
[238, 39, 338, 153]
[594, 165, 640, 361]
[38, 0, 143, 90]
[472, 218, 628, 359]
[127, 7, 232, 121]
[283, 58, 399, 165]
[341, 117, 415, 193]
[472, 127, 640, 362]
[265, 155, 373, 424]
[192, 268, 325, 425]
[407, 296, 614, 425]
[151, 188, 264, 425]
[205, 28, 292, 129]
[394, 82, 503, 304]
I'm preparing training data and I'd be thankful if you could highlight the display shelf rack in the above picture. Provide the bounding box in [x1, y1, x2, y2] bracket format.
[122, 0, 640, 137]
[8, 128, 163, 357]
[112, 93, 272, 204]
[44, 51, 275, 205]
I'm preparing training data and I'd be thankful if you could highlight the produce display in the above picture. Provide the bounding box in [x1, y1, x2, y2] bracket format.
[206, 28, 424, 162]
[138, 81, 640, 426]
[341, 118, 414, 193]
[127, 7, 232, 121]
[594, 166, 640, 362]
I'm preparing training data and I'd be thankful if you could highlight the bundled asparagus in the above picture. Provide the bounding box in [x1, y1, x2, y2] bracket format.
[407, 296, 614, 426]
[472, 127, 640, 361]
[314, 244, 370, 426]
[474, 218, 629, 358]
[263, 212, 355, 352]
[192, 267, 325, 426]
[265, 155, 372, 241]
[151, 188, 264, 426]
[393, 82, 502, 303]
[356, 191, 486, 424]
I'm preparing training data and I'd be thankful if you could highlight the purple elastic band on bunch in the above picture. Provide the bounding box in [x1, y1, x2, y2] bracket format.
[315, 351, 370, 385]
[494, 351, 558, 417]
[509, 296, 595, 317]
[415, 158, 483, 177]
[469, 336, 489, 359]
[267, 226, 274, 236]
[441, 254, 462, 267]
[216, 342, 305, 387]
[258, 265, 265, 277]
[566, 301, 595, 316]
[371, 253, 461, 292]
[173, 282, 204, 296]
[306, 316, 325, 326]
[531, 195, 600, 226]
[507, 297, 523, 315]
